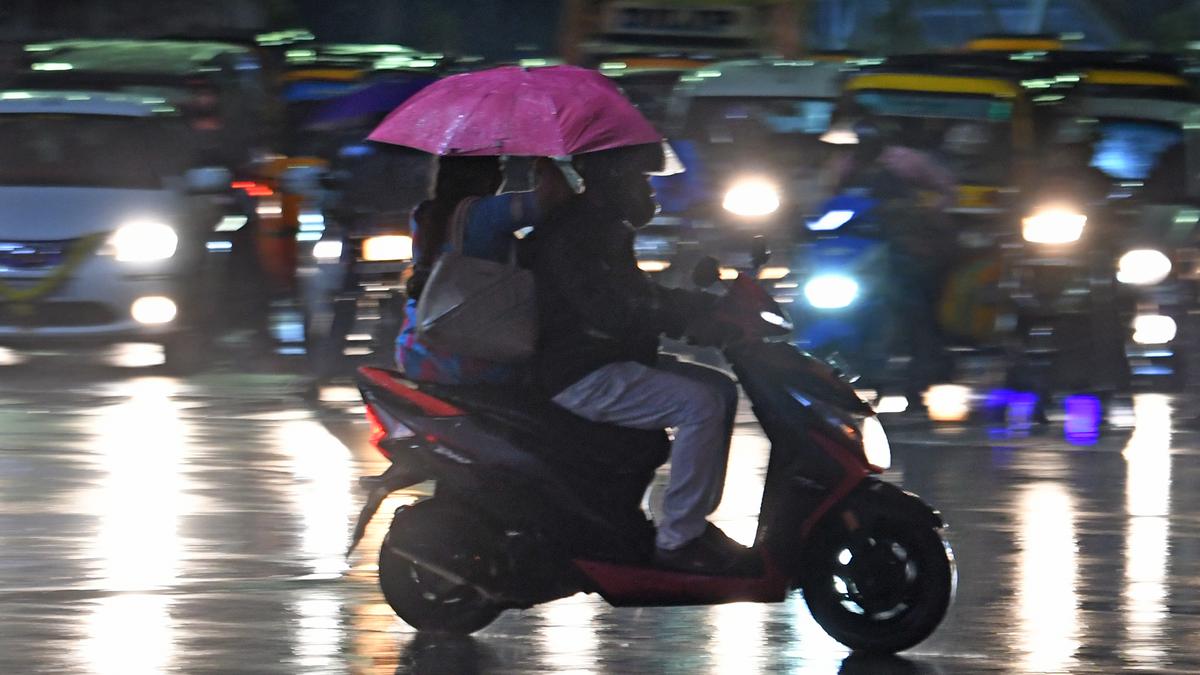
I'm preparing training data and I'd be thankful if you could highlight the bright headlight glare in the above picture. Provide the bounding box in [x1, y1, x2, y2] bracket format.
[861, 416, 891, 470]
[1022, 207, 1087, 244]
[313, 239, 343, 260]
[110, 221, 178, 262]
[1117, 249, 1171, 285]
[804, 274, 859, 309]
[723, 178, 781, 217]
[130, 296, 177, 325]
[362, 235, 412, 262]
[808, 210, 855, 231]
[1132, 314, 1177, 345]
[757, 266, 790, 280]
[637, 259, 671, 272]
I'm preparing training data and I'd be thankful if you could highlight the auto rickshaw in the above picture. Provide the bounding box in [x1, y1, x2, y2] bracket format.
[650, 58, 849, 286]
[788, 53, 1147, 402]
[995, 52, 1199, 389]
[811, 54, 1066, 350]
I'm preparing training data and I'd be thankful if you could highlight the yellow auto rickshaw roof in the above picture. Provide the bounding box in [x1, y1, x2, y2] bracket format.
[966, 37, 1065, 53]
[281, 68, 364, 83]
[846, 73, 1021, 98]
[1084, 69, 1191, 88]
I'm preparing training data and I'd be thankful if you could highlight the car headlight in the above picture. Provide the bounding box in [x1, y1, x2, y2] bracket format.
[1022, 206, 1087, 244]
[804, 274, 859, 309]
[1117, 249, 1171, 285]
[1132, 314, 1177, 345]
[312, 239, 344, 261]
[109, 221, 178, 262]
[362, 235, 413, 262]
[722, 178, 780, 217]
[861, 415, 891, 470]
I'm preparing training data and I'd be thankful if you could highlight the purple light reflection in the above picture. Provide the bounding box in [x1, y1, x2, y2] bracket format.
[1064, 395, 1102, 446]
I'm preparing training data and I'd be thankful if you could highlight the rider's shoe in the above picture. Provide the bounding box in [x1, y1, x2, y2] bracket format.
[654, 523, 763, 576]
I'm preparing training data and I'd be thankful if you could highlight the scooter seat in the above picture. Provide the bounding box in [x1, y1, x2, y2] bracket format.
[417, 382, 670, 473]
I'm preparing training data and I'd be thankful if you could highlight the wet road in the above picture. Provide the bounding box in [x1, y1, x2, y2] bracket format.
[3, 348, 1200, 673]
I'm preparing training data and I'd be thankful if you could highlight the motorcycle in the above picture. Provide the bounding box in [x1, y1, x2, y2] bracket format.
[347, 259, 956, 653]
[780, 192, 896, 384]
[1000, 189, 1132, 402]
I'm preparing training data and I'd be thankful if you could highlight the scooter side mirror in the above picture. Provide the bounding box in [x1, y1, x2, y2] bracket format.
[751, 236, 771, 269]
[692, 256, 721, 288]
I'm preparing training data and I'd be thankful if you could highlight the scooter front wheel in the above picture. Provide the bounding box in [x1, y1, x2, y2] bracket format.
[801, 521, 955, 653]
[378, 500, 504, 634]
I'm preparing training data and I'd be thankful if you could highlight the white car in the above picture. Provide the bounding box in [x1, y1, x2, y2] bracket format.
[0, 89, 232, 370]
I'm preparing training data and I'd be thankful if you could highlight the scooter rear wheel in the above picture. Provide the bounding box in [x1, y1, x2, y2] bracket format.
[801, 522, 955, 653]
[378, 500, 504, 634]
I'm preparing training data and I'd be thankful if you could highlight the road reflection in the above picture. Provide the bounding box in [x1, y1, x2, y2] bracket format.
[78, 377, 189, 674]
[293, 587, 346, 673]
[538, 594, 599, 672]
[11, 367, 1200, 673]
[1122, 394, 1172, 667]
[1016, 481, 1080, 672]
[277, 418, 355, 578]
[81, 594, 174, 675]
[710, 602, 768, 673]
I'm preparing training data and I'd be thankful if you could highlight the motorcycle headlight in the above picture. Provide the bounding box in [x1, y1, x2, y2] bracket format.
[362, 235, 413, 262]
[861, 415, 891, 470]
[108, 221, 178, 262]
[808, 210, 855, 232]
[1022, 207, 1087, 244]
[722, 178, 780, 218]
[1117, 249, 1172, 285]
[804, 274, 859, 309]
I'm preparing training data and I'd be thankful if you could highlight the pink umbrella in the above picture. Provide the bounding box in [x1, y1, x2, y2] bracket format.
[367, 65, 662, 156]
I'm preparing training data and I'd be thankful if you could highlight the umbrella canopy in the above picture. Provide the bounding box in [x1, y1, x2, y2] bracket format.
[367, 65, 662, 156]
[305, 76, 436, 130]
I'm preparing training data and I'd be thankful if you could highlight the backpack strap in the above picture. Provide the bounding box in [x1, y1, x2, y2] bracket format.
[447, 196, 481, 254]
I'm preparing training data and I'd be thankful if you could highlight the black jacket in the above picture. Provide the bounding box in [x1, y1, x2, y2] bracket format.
[531, 199, 712, 395]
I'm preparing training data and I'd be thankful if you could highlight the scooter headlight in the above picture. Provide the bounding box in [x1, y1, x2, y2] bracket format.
[723, 178, 780, 218]
[108, 221, 178, 262]
[1117, 249, 1171, 285]
[861, 415, 892, 470]
[1022, 206, 1087, 244]
[362, 235, 413, 262]
[804, 274, 859, 309]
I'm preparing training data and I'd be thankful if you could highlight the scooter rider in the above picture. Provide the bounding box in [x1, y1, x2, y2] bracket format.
[531, 143, 755, 576]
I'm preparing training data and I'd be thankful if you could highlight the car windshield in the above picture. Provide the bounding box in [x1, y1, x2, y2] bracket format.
[1090, 117, 1183, 181]
[0, 113, 194, 188]
[854, 90, 1014, 185]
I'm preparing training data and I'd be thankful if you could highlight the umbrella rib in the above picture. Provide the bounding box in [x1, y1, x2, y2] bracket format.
[444, 85, 510, 155]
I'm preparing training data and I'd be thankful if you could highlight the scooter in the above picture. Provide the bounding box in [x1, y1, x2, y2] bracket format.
[348, 259, 956, 653]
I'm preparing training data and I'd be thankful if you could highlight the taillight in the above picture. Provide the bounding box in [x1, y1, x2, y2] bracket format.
[231, 180, 275, 197]
[364, 404, 390, 458]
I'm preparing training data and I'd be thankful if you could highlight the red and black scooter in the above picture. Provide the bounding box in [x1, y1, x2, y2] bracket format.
[348, 261, 955, 654]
